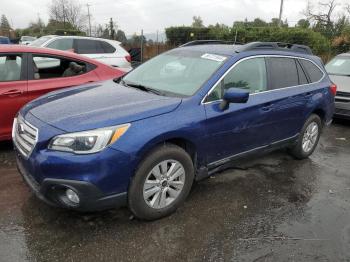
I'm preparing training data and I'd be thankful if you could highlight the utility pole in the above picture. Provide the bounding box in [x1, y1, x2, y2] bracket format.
[278, 0, 284, 27]
[156, 30, 159, 54]
[87, 3, 92, 36]
[141, 29, 144, 63]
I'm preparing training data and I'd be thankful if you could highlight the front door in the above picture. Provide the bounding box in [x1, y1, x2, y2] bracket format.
[203, 57, 274, 164]
[0, 53, 28, 140]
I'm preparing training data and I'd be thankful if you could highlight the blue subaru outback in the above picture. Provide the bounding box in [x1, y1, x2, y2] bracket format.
[13, 42, 335, 220]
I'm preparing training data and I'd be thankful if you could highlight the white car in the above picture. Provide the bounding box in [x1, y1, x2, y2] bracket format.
[19, 36, 37, 45]
[30, 35, 132, 71]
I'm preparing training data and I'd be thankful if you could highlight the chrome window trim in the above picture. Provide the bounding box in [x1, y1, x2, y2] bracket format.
[201, 54, 326, 105]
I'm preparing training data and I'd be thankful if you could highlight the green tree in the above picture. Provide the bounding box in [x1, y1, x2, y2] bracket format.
[0, 14, 11, 31]
[116, 29, 127, 43]
[192, 16, 204, 28]
[297, 19, 310, 29]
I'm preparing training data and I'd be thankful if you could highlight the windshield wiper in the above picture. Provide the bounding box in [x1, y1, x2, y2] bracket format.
[121, 80, 165, 96]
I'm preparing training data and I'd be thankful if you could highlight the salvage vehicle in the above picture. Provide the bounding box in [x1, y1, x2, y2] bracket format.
[30, 35, 132, 71]
[19, 36, 37, 45]
[325, 53, 350, 119]
[13, 42, 335, 220]
[0, 45, 124, 141]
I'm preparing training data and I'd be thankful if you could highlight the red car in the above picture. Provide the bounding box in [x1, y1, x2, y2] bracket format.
[0, 45, 125, 141]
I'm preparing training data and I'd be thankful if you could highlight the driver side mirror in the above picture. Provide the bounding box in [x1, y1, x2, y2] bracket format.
[220, 88, 249, 111]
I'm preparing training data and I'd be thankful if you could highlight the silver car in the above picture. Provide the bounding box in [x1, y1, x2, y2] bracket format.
[325, 53, 350, 119]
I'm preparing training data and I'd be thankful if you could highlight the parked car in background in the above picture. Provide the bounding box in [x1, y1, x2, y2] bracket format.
[325, 53, 350, 119]
[13, 42, 335, 220]
[30, 35, 132, 71]
[0, 45, 125, 141]
[0, 36, 11, 44]
[19, 36, 37, 45]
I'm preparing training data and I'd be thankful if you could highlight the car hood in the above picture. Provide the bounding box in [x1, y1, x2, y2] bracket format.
[329, 75, 350, 93]
[22, 80, 182, 132]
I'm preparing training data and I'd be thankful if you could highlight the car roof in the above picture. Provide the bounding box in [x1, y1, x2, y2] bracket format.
[42, 35, 121, 44]
[0, 45, 107, 65]
[177, 42, 315, 58]
[335, 53, 350, 57]
[178, 44, 240, 56]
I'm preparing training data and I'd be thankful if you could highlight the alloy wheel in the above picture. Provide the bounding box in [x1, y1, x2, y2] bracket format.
[143, 159, 185, 209]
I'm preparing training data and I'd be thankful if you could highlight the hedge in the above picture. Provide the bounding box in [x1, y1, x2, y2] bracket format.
[166, 26, 331, 56]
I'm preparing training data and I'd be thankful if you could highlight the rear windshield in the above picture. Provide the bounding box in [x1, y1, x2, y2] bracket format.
[325, 56, 350, 76]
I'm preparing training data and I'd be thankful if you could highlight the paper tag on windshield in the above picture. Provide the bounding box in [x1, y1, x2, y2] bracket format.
[201, 53, 227, 62]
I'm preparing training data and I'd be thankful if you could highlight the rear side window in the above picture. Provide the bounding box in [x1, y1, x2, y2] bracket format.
[75, 39, 107, 54]
[268, 57, 299, 89]
[299, 59, 323, 83]
[47, 39, 73, 51]
[0, 55, 22, 81]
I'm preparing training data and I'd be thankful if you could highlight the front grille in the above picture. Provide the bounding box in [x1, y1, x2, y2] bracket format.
[12, 116, 38, 158]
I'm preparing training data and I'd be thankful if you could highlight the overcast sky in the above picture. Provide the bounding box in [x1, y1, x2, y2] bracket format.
[2, 0, 349, 35]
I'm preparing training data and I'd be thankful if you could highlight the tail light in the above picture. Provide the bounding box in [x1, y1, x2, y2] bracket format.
[330, 83, 337, 96]
[125, 55, 131, 63]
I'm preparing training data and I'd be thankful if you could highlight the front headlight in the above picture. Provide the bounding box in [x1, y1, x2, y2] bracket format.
[48, 124, 130, 154]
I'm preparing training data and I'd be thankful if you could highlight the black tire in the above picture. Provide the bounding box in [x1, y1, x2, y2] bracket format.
[128, 143, 194, 220]
[289, 114, 322, 159]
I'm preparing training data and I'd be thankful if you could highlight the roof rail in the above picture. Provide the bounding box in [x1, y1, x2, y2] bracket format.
[239, 42, 313, 55]
[180, 40, 240, 47]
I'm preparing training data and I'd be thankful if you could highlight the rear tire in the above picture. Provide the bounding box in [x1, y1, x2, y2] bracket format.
[128, 144, 194, 220]
[289, 114, 322, 159]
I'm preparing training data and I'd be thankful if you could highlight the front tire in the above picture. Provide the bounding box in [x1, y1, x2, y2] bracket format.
[289, 114, 322, 159]
[128, 144, 194, 220]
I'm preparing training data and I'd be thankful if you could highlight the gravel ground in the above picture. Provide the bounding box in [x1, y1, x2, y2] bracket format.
[0, 120, 350, 262]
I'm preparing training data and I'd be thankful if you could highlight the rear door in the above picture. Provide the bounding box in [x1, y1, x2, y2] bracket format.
[74, 39, 107, 61]
[264, 56, 312, 142]
[26, 53, 99, 102]
[74, 39, 127, 68]
[0, 53, 28, 139]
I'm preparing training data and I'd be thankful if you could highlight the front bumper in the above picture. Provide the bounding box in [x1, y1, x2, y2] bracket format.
[16, 152, 127, 211]
[334, 94, 350, 119]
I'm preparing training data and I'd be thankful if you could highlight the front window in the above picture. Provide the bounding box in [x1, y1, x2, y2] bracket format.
[122, 50, 228, 97]
[205, 57, 267, 102]
[325, 56, 350, 76]
[47, 38, 73, 51]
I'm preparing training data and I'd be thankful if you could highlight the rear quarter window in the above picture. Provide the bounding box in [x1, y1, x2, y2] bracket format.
[100, 41, 116, 53]
[299, 59, 324, 83]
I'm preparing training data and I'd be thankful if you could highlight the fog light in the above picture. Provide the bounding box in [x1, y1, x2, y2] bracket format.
[66, 189, 80, 204]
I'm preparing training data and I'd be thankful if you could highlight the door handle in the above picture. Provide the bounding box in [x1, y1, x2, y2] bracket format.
[2, 89, 23, 96]
[304, 92, 312, 97]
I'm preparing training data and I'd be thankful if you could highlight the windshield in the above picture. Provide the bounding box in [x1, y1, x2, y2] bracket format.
[122, 49, 227, 97]
[30, 36, 54, 47]
[325, 56, 350, 76]
[22, 36, 36, 41]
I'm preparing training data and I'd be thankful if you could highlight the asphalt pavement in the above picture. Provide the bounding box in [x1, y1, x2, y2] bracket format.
[1, 120, 350, 262]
